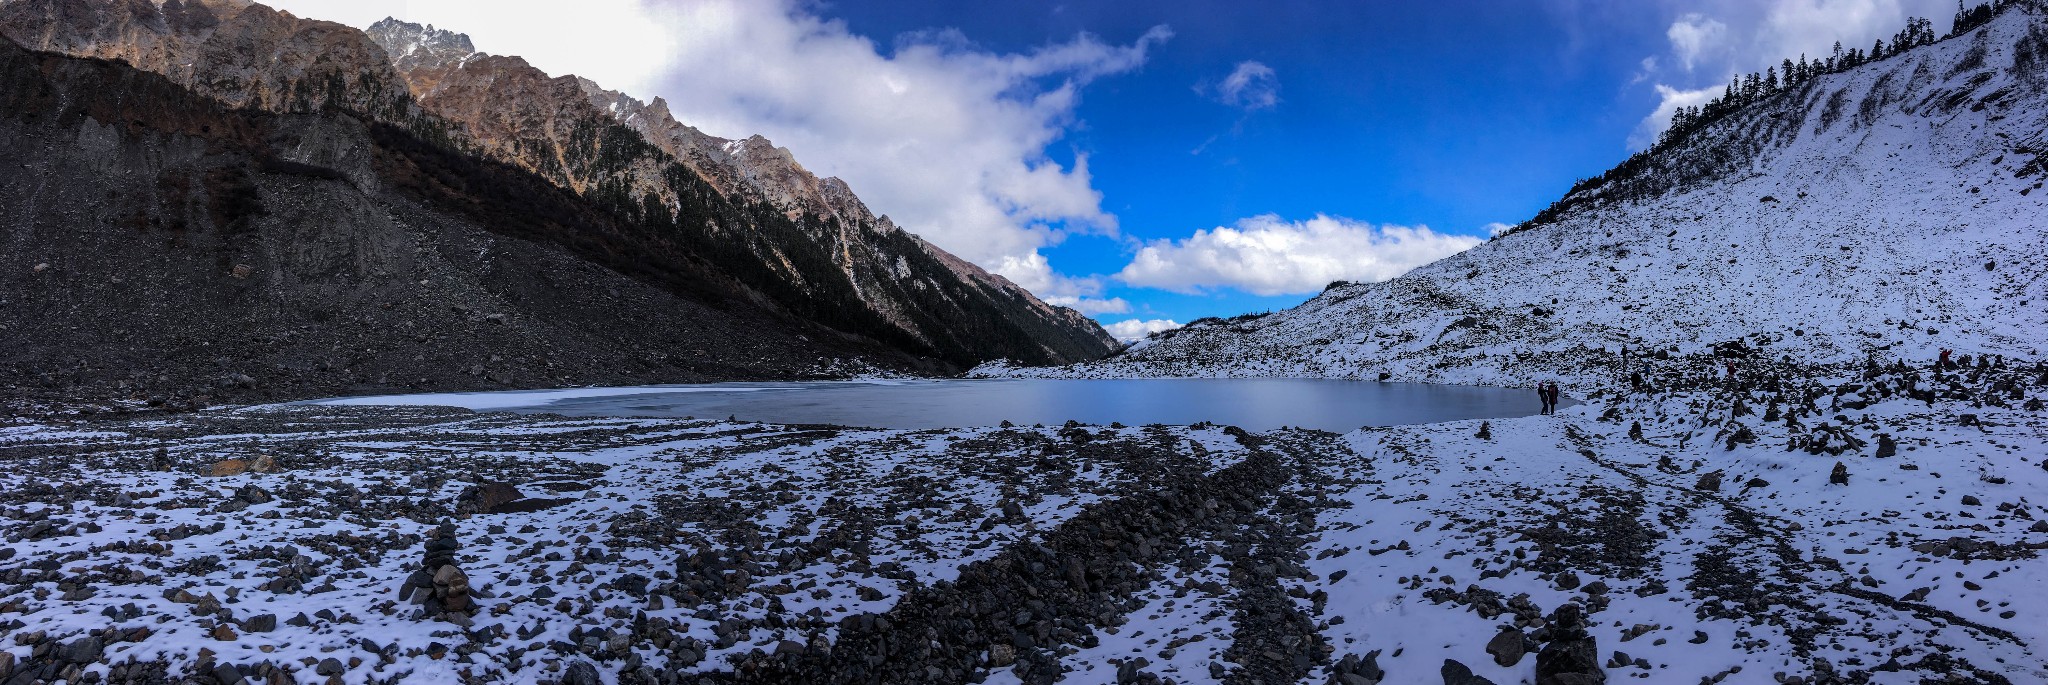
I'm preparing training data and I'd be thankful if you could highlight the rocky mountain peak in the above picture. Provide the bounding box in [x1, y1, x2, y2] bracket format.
[365, 17, 477, 73]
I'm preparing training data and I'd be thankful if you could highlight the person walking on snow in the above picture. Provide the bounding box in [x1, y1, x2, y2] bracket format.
[1537, 381, 1559, 415]
[1938, 348, 1953, 371]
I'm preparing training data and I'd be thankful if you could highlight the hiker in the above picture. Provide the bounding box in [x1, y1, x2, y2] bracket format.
[1938, 348, 1953, 370]
[1536, 381, 1559, 414]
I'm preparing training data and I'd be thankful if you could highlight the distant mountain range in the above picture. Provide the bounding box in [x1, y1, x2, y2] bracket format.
[994, 1, 2048, 384]
[0, 0, 1115, 405]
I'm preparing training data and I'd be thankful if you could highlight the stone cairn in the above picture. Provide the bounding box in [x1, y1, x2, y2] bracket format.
[399, 523, 479, 624]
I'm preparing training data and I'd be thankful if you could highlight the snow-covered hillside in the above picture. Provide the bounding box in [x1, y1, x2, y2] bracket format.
[994, 4, 2048, 386]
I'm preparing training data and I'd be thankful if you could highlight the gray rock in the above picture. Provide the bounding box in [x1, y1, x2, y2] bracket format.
[315, 658, 345, 676]
[563, 660, 601, 685]
[1487, 627, 1527, 667]
[60, 636, 102, 664]
[240, 614, 276, 633]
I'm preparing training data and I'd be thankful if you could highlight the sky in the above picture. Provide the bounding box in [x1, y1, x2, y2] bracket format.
[267, 0, 1957, 341]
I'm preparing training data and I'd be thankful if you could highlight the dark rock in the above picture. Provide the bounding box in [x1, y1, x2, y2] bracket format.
[456, 482, 524, 515]
[1487, 627, 1527, 667]
[59, 636, 102, 664]
[562, 660, 601, 685]
[315, 658, 344, 676]
[240, 614, 276, 633]
[1441, 659, 1497, 685]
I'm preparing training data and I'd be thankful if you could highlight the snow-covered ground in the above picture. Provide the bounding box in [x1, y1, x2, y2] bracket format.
[3, 351, 2043, 684]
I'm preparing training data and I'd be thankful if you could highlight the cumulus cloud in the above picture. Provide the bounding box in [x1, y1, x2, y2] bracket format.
[1666, 13, 1728, 71]
[1044, 296, 1131, 315]
[1484, 222, 1517, 238]
[1212, 61, 1279, 111]
[1115, 214, 1482, 296]
[1629, 0, 1954, 150]
[266, 0, 1170, 300]
[1629, 83, 1722, 150]
[1103, 319, 1182, 343]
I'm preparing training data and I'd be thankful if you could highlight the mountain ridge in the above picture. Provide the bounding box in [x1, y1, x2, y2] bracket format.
[0, 0, 1117, 375]
[987, 2, 2048, 385]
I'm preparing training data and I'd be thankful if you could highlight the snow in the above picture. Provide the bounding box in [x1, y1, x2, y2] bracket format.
[981, 6, 2048, 389]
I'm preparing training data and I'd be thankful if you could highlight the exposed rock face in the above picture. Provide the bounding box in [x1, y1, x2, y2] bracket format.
[0, 0, 1115, 387]
[359, 17, 1117, 366]
[0, 0, 417, 118]
[0, 36, 909, 404]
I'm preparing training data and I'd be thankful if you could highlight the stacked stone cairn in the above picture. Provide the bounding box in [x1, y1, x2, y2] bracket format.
[398, 523, 479, 624]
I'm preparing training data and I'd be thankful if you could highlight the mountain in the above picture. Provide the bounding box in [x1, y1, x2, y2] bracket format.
[999, 2, 2048, 385]
[0, 0, 1115, 392]
[0, 34, 930, 407]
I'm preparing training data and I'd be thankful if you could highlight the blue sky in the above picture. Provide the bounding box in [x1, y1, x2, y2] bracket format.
[809, 0, 1951, 334]
[275, 0, 1955, 339]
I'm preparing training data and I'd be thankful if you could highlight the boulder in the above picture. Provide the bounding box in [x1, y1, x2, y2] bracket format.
[1487, 627, 1527, 667]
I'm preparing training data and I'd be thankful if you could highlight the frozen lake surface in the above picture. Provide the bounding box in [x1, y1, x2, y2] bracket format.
[316, 378, 1562, 431]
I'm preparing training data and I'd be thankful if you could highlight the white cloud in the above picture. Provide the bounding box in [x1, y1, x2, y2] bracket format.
[1116, 214, 1482, 296]
[1044, 296, 1131, 315]
[1628, 83, 1721, 150]
[264, 0, 676, 94]
[263, 0, 1170, 301]
[1484, 222, 1517, 237]
[1103, 319, 1182, 343]
[1666, 13, 1728, 71]
[1212, 61, 1279, 111]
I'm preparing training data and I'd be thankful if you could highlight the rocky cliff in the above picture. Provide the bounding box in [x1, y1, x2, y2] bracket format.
[0, 35, 937, 408]
[0, 0, 1116, 387]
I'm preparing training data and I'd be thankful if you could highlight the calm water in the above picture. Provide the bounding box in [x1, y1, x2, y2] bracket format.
[318, 378, 1564, 432]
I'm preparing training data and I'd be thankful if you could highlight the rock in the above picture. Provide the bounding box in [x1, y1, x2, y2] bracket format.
[989, 643, 1016, 667]
[1554, 570, 1582, 590]
[1330, 650, 1384, 685]
[241, 614, 277, 633]
[457, 482, 524, 515]
[212, 663, 247, 685]
[213, 624, 238, 641]
[1694, 470, 1724, 492]
[1487, 627, 1527, 667]
[1536, 604, 1604, 685]
[1830, 462, 1848, 486]
[315, 658, 344, 676]
[2030, 520, 2048, 533]
[1442, 659, 1498, 685]
[562, 660, 600, 685]
[60, 636, 102, 664]
[209, 459, 251, 477]
[1960, 495, 1981, 506]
